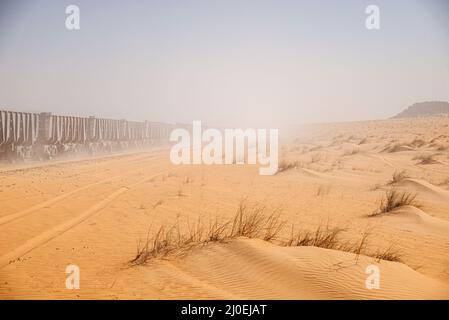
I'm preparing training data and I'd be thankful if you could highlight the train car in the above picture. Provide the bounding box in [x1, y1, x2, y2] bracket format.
[0, 109, 173, 161]
[0, 110, 40, 160]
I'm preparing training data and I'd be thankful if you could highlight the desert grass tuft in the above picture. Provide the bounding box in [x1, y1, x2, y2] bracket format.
[229, 202, 267, 238]
[262, 211, 285, 241]
[410, 138, 426, 148]
[131, 200, 406, 265]
[387, 170, 409, 185]
[373, 245, 402, 262]
[284, 223, 343, 250]
[131, 200, 286, 265]
[413, 153, 438, 165]
[370, 188, 418, 216]
[277, 160, 300, 173]
[382, 143, 407, 153]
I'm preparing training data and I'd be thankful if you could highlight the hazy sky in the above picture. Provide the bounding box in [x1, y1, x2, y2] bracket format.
[0, 0, 448, 127]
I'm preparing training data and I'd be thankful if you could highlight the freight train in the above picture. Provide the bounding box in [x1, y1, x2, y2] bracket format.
[0, 110, 178, 161]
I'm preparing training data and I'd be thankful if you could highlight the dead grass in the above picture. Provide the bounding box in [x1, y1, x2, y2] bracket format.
[351, 231, 371, 262]
[277, 160, 300, 173]
[387, 170, 409, 185]
[373, 245, 402, 262]
[131, 200, 404, 265]
[262, 211, 286, 241]
[410, 138, 426, 148]
[229, 202, 268, 238]
[284, 224, 342, 250]
[382, 143, 409, 153]
[284, 226, 399, 262]
[131, 200, 285, 265]
[206, 218, 230, 242]
[413, 153, 438, 165]
[370, 188, 418, 216]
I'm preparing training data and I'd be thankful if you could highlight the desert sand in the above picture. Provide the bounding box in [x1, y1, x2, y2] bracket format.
[1, 117, 449, 299]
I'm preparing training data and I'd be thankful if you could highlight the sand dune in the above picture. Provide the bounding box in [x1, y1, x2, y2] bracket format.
[397, 178, 449, 200]
[372, 205, 449, 235]
[111, 239, 449, 300]
[1, 117, 449, 299]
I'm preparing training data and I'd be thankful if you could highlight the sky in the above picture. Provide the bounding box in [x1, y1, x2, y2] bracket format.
[0, 0, 448, 127]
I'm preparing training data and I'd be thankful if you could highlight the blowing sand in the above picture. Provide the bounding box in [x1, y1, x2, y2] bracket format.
[1, 117, 449, 299]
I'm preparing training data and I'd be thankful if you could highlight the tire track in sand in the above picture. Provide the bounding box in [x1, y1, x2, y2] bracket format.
[0, 154, 165, 226]
[0, 167, 181, 269]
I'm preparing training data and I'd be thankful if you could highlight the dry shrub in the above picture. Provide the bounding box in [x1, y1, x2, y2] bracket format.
[413, 153, 438, 165]
[284, 224, 342, 250]
[229, 202, 267, 238]
[410, 138, 426, 148]
[207, 218, 230, 242]
[382, 142, 414, 153]
[131, 225, 180, 264]
[430, 135, 446, 144]
[262, 211, 286, 241]
[382, 143, 402, 153]
[277, 160, 300, 173]
[131, 201, 404, 265]
[350, 231, 371, 261]
[373, 245, 402, 262]
[387, 170, 408, 185]
[131, 200, 285, 265]
[370, 188, 418, 216]
[285, 227, 401, 262]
